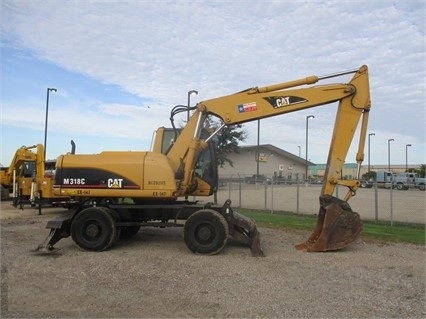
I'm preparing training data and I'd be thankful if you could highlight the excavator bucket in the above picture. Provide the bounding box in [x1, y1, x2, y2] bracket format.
[295, 195, 362, 252]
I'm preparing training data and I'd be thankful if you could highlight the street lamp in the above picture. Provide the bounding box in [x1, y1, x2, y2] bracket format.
[305, 115, 314, 180]
[187, 90, 198, 121]
[405, 144, 412, 172]
[256, 119, 260, 176]
[387, 139, 394, 171]
[368, 133, 375, 173]
[44, 88, 57, 159]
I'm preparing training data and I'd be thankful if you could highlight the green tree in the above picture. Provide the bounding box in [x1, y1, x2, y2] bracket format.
[416, 164, 425, 177]
[362, 171, 376, 181]
[214, 123, 247, 168]
[405, 164, 424, 177]
[207, 119, 247, 204]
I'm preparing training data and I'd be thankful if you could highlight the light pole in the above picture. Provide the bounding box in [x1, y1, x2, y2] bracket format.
[44, 88, 57, 159]
[256, 119, 260, 177]
[405, 144, 412, 172]
[187, 90, 198, 122]
[305, 115, 314, 180]
[387, 139, 394, 171]
[297, 145, 301, 157]
[368, 133, 375, 173]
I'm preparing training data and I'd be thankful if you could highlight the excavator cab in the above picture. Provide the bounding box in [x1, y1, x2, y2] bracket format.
[152, 126, 219, 196]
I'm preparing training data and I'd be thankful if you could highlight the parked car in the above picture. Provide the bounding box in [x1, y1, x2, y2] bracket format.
[244, 174, 271, 184]
[272, 176, 294, 185]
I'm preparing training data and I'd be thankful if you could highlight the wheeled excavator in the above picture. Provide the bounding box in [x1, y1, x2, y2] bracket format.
[36, 65, 371, 256]
[1, 144, 73, 208]
[1, 145, 38, 201]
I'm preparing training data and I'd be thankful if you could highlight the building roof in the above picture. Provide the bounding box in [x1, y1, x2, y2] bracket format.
[239, 144, 316, 166]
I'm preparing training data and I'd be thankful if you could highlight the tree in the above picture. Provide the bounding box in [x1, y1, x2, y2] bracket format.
[213, 122, 247, 168]
[415, 164, 425, 177]
[362, 171, 376, 181]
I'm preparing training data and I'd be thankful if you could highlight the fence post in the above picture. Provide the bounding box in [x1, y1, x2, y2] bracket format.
[228, 175, 232, 201]
[271, 182, 274, 214]
[238, 178, 242, 208]
[390, 184, 394, 226]
[296, 174, 300, 214]
[264, 182, 267, 210]
[374, 181, 378, 221]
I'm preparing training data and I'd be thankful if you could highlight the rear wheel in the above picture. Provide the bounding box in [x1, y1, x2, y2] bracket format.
[184, 209, 229, 255]
[71, 207, 116, 251]
[396, 183, 406, 190]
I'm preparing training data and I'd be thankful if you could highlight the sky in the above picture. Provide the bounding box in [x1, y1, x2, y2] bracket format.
[1, 0, 425, 169]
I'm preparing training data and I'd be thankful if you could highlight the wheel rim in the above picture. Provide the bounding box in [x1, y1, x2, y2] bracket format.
[83, 220, 102, 240]
[194, 223, 216, 245]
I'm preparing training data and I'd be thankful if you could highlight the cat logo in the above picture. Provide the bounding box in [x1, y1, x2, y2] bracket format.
[263, 96, 308, 109]
[108, 178, 123, 188]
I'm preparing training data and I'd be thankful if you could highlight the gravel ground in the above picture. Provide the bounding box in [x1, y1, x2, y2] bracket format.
[1, 202, 425, 319]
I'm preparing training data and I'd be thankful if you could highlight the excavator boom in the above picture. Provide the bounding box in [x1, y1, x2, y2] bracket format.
[170, 65, 370, 252]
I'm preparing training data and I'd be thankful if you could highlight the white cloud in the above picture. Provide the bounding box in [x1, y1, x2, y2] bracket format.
[1, 0, 425, 165]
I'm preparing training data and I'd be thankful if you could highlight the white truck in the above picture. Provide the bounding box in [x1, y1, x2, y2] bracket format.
[375, 170, 394, 189]
[393, 172, 426, 191]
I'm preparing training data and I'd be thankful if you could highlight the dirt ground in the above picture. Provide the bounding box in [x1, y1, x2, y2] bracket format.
[1, 200, 425, 318]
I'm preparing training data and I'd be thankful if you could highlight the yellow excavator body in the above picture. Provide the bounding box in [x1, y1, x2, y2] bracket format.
[38, 65, 370, 256]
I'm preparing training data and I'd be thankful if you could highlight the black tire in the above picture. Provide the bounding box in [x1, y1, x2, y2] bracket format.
[1, 185, 9, 200]
[119, 226, 141, 240]
[108, 209, 122, 243]
[71, 207, 117, 251]
[184, 209, 229, 255]
[396, 183, 405, 190]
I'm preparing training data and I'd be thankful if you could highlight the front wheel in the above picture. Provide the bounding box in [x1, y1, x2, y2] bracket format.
[184, 209, 229, 255]
[396, 183, 406, 190]
[71, 207, 117, 251]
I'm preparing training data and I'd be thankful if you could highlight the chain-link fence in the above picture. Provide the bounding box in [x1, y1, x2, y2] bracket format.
[196, 176, 425, 225]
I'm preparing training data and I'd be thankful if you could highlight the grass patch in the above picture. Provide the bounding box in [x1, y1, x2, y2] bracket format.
[237, 208, 425, 245]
